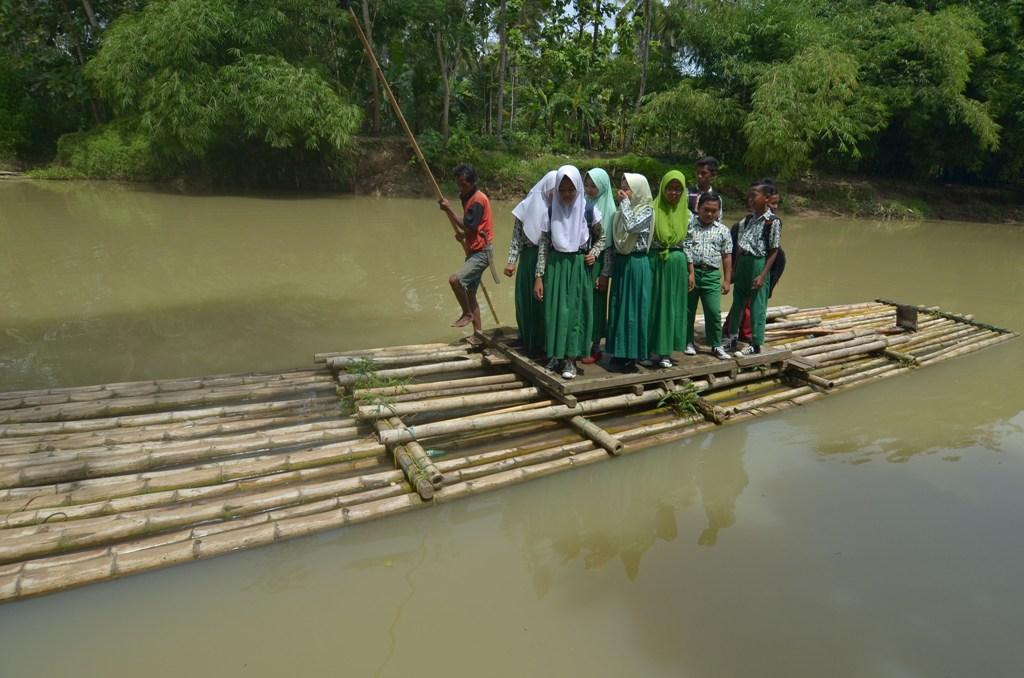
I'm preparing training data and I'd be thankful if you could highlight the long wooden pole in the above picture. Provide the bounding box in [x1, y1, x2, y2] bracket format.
[345, 6, 500, 324]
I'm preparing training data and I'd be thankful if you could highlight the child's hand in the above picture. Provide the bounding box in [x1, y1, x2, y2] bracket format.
[617, 189, 632, 202]
[533, 278, 544, 301]
[503, 263, 516, 277]
[454, 232, 465, 243]
[439, 198, 451, 213]
[596, 276, 609, 292]
[584, 253, 596, 266]
[752, 274, 765, 290]
[722, 280, 731, 295]
[688, 273, 696, 292]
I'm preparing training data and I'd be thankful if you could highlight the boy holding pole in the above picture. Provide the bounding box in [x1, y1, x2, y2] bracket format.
[440, 164, 495, 334]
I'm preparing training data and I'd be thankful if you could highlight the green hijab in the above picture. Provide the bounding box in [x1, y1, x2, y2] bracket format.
[585, 168, 616, 249]
[652, 170, 690, 259]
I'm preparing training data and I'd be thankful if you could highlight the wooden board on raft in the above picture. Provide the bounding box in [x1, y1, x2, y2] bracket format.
[476, 326, 791, 399]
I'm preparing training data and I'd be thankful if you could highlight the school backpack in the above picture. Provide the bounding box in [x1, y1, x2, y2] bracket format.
[762, 217, 785, 297]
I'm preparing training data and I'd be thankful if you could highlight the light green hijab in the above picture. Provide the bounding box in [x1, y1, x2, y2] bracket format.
[613, 173, 654, 255]
[652, 170, 690, 258]
[585, 168, 616, 250]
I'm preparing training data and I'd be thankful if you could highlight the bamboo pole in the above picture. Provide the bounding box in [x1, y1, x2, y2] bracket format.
[314, 343, 456, 363]
[357, 386, 540, 420]
[335, 355, 509, 385]
[327, 348, 471, 370]
[568, 416, 624, 455]
[353, 373, 521, 398]
[0, 396, 340, 438]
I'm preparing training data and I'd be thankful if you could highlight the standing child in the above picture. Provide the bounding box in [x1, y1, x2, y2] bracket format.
[687, 156, 723, 214]
[683, 192, 733, 360]
[726, 182, 782, 356]
[648, 170, 691, 368]
[439, 163, 494, 334]
[506, 170, 556, 356]
[581, 168, 617, 365]
[533, 165, 603, 380]
[605, 173, 655, 372]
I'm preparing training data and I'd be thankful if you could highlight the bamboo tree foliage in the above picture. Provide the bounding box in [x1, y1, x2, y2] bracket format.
[84, 0, 361, 170]
[3, 0, 1023, 183]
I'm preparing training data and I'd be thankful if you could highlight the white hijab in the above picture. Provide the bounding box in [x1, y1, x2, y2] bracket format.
[511, 170, 556, 245]
[545, 165, 591, 253]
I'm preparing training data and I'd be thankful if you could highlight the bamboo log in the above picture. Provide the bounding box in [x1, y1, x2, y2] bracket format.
[0, 382, 338, 425]
[765, 317, 821, 330]
[0, 420, 369, 470]
[353, 373, 520, 398]
[378, 388, 668, 445]
[807, 340, 888, 365]
[0, 440, 388, 510]
[0, 368, 329, 403]
[381, 380, 530, 404]
[314, 343, 456, 363]
[0, 407, 348, 456]
[728, 386, 813, 413]
[327, 348, 471, 370]
[0, 396, 340, 438]
[357, 387, 540, 420]
[335, 355, 509, 385]
[568, 416, 624, 455]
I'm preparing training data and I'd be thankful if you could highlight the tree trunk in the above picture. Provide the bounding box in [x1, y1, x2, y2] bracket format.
[436, 32, 452, 144]
[623, 0, 652, 152]
[495, 0, 508, 141]
[80, 0, 99, 33]
[361, 0, 381, 135]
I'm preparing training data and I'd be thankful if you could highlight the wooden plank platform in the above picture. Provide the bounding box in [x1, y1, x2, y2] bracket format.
[477, 327, 791, 397]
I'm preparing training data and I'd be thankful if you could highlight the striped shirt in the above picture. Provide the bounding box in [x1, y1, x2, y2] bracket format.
[683, 215, 732, 268]
[737, 210, 781, 258]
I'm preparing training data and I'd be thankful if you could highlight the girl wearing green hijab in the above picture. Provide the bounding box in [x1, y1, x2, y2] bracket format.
[648, 170, 691, 367]
[605, 173, 655, 371]
[582, 168, 617, 364]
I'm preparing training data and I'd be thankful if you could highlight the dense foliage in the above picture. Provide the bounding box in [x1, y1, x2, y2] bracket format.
[2, 0, 1022, 184]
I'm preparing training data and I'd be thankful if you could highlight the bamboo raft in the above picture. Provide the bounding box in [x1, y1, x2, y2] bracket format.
[0, 299, 1014, 603]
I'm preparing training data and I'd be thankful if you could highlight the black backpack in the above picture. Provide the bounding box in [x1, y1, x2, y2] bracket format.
[762, 217, 785, 297]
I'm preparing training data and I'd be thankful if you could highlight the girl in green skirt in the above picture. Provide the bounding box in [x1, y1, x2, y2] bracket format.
[582, 168, 617, 364]
[506, 170, 556, 356]
[533, 165, 604, 380]
[648, 169, 691, 368]
[605, 173, 655, 372]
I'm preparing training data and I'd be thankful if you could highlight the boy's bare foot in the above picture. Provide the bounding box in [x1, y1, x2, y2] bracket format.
[451, 314, 473, 327]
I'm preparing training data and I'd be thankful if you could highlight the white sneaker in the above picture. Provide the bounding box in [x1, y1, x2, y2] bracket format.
[658, 357, 673, 369]
[734, 345, 760, 358]
[712, 346, 731, 360]
[683, 343, 697, 356]
[561, 360, 577, 380]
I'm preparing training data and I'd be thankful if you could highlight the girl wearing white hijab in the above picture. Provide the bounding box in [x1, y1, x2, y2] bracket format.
[532, 165, 604, 379]
[605, 172, 655, 371]
[506, 170, 556, 354]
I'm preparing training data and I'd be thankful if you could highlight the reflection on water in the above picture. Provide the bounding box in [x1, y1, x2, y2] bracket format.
[1, 180, 1023, 678]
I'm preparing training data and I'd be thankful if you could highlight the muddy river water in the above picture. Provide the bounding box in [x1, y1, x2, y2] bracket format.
[1, 180, 1022, 677]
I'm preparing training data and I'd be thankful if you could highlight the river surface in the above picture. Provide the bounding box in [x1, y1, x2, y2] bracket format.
[1, 180, 1022, 677]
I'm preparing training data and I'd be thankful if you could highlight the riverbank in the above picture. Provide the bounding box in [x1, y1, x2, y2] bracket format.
[351, 138, 1024, 224]
[17, 137, 1024, 224]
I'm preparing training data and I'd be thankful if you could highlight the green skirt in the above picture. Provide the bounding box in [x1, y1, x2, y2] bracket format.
[543, 250, 592, 359]
[606, 252, 652, 360]
[587, 249, 609, 344]
[514, 246, 545, 352]
[648, 249, 689, 355]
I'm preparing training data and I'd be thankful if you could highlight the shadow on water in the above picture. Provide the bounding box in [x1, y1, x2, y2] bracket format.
[497, 429, 749, 595]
